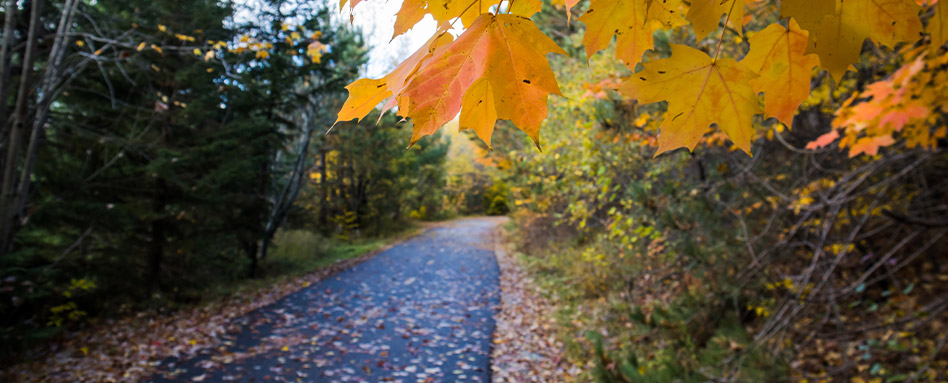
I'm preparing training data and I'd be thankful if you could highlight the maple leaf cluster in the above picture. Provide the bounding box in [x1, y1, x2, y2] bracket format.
[335, 0, 942, 156]
[335, 0, 560, 149]
[809, 48, 948, 157]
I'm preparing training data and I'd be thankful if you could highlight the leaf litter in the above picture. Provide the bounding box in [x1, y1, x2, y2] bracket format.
[490, 224, 578, 382]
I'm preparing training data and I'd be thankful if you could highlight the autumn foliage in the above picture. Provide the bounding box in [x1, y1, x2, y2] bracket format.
[330, 0, 948, 381]
[336, 0, 945, 158]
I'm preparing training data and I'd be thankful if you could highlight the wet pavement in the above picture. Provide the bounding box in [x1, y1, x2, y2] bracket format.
[149, 218, 502, 383]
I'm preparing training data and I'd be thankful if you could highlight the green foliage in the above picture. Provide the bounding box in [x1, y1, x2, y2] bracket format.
[495, 4, 948, 381]
[484, 181, 510, 216]
[408, 206, 428, 220]
[334, 211, 360, 241]
[487, 195, 509, 216]
[0, 0, 368, 357]
[259, 229, 394, 279]
[297, 112, 450, 237]
[261, 230, 332, 275]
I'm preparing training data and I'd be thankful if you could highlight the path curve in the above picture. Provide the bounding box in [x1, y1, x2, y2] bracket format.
[149, 217, 503, 383]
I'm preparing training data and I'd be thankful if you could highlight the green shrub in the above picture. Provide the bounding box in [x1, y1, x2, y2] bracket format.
[487, 195, 509, 215]
[484, 181, 509, 215]
[409, 206, 427, 220]
[261, 230, 331, 276]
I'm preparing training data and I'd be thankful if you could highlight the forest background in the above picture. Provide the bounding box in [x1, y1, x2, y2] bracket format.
[0, 0, 507, 364]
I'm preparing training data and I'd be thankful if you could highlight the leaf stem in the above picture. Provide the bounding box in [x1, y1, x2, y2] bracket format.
[713, 0, 739, 62]
[451, 0, 485, 29]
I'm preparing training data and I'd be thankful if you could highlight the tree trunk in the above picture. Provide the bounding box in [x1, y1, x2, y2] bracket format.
[258, 117, 315, 260]
[319, 147, 328, 229]
[246, 149, 269, 276]
[245, 240, 258, 278]
[0, 0, 18, 129]
[13, 0, 80, 215]
[0, 0, 44, 255]
[148, 178, 167, 292]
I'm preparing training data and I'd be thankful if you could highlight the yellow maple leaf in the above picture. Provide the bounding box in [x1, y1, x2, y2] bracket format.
[578, 0, 653, 69]
[459, 78, 498, 147]
[928, 0, 948, 49]
[336, 78, 392, 125]
[686, 0, 745, 42]
[742, 18, 820, 128]
[645, 0, 687, 29]
[620, 44, 760, 155]
[393, 0, 428, 40]
[392, 0, 539, 39]
[786, 0, 922, 82]
[507, 0, 542, 20]
[335, 27, 454, 125]
[779, 0, 834, 33]
[307, 41, 326, 63]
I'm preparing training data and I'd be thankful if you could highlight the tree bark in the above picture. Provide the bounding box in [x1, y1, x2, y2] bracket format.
[319, 147, 328, 229]
[148, 178, 167, 292]
[258, 117, 315, 260]
[0, 0, 43, 255]
[246, 146, 270, 277]
[245, 239, 258, 278]
[14, 0, 80, 214]
[0, 0, 18, 131]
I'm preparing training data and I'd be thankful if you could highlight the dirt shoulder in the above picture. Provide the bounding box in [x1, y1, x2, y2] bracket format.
[490, 221, 578, 382]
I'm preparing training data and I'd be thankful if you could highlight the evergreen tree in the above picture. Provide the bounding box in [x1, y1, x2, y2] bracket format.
[0, 0, 369, 351]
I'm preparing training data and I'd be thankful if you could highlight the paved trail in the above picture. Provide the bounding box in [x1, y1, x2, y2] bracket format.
[150, 218, 502, 383]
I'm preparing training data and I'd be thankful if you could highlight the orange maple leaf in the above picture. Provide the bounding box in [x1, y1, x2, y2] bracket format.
[805, 130, 840, 150]
[401, 14, 567, 147]
[878, 103, 930, 131]
[848, 135, 896, 157]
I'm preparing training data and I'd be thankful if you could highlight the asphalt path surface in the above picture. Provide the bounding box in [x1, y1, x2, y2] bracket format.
[149, 218, 502, 383]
